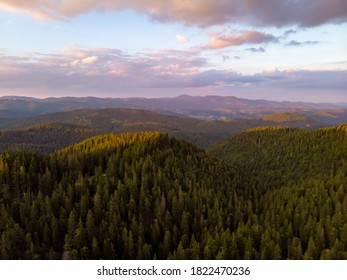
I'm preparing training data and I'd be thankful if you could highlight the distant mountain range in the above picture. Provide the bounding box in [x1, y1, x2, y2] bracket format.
[1, 95, 346, 125]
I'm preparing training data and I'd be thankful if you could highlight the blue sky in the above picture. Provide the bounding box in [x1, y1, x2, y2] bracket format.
[0, 0, 346, 102]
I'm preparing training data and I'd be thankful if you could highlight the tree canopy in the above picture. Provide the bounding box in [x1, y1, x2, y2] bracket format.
[0, 126, 347, 259]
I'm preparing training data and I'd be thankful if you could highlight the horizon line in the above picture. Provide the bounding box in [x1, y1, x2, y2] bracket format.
[0, 94, 345, 105]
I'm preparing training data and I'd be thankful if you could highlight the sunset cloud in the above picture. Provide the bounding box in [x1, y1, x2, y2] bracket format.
[0, 0, 346, 27]
[0, 1, 345, 102]
[205, 31, 277, 49]
[0, 48, 345, 96]
[82, 56, 98, 65]
[176, 34, 188, 43]
[0, 48, 207, 90]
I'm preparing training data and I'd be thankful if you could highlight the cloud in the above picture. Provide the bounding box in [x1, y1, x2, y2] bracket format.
[70, 56, 99, 68]
[176, 34, 188, 43]
[253, 69, 347, 90]
[245, 47, 266, 53]
[0, 48, 345, 96]
[0, 1, 346, 27]
[222, 55, 230, 62]
[82, 56, 98, 65]
[282, 29, 297, 39]
[285, 40, 319, 47]
[234, 56, 240, 60]
[204, 31, 277, 49]
[0, 48, 208, 90]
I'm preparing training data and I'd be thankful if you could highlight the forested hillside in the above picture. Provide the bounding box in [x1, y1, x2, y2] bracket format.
[0, 126, 347, 259]
[209, 125, 347, 191]
[209, 125, 347, 259]
[0, 123, 100, 153]
[0, 132, 238, 259]
[0, 108, 326, 152]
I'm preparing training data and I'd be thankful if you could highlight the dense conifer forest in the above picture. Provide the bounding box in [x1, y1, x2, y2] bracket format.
[0, 125, 346, 259]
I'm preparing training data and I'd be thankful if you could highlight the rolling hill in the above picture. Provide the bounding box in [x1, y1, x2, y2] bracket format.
[208, 125, 347, 259]
[0, 108, 327, 152]
[1, 95, 345, 124]
[0, 123, 101, 153]
[0, 132, 237, 259]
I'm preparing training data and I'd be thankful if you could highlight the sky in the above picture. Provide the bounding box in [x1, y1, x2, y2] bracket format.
[0, 0, 346, 102]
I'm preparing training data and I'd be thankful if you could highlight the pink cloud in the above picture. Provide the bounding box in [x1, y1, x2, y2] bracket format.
[176, 34, 188, 43]
[0, 48, 207, 90]
[206, 31, 277, 49]
[82, 56, 98, 65]
[0, 0, 346, 27]
[0, 48, 345, 97]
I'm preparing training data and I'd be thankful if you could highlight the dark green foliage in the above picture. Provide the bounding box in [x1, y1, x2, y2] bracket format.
[209, 125, 347, 259]
[1, 125, 347, 260]
[0, 132, 237, 259]
[0, 123, 100, 153]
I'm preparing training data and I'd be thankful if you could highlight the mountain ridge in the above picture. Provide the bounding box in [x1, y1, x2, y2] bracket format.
[1, 94, 346, 128]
